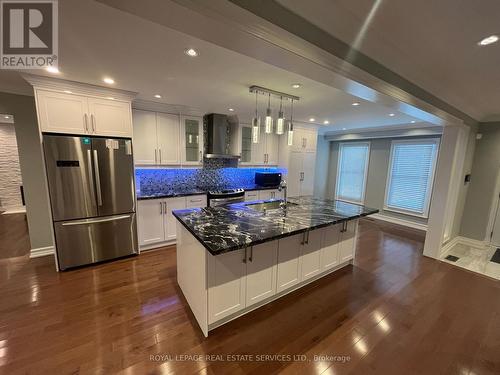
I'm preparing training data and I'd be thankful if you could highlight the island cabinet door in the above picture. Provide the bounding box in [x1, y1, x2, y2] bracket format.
[339, 220, 358, 262]
[208, 249, 247, 324]
[320, 225, 341, 271]
[137, 199, 166, 246]
[276, 233, 303, 293]
[300, 229, 322, 281]
[245, 241, 278, 307]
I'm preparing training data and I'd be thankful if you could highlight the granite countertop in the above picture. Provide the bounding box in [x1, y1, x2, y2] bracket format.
[136, 185, 281, 200]
[172, 197, 378, 255]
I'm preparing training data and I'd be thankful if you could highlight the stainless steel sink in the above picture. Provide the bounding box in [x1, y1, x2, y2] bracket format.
[246, 200, 297, 212]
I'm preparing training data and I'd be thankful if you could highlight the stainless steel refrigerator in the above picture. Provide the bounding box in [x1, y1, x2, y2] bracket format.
[43, 134, 138, 270]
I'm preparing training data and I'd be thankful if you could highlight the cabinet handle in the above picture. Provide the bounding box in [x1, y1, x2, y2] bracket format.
[164, 202, 167, 214]
[190, 199, 203, 203]
[160, 201, 163, 214]
[199, 150, 202, 162]
[301, 232, 306, 245]
[155, 149, 157, 164]
[84, 114, 89, 133]
[249, 246, 253, 262]
[304, 138, 307, 148]
[243, 247, 247, 263]
[159, 149, 162, 164]
[91, 114, 96, 133]
[305, 230, 310, 244]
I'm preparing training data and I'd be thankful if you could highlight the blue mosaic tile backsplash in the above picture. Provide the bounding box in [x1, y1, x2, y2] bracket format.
[135, 167, 287, 196]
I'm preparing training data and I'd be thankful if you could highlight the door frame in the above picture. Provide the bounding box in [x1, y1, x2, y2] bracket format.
[485, 167, 500, 246]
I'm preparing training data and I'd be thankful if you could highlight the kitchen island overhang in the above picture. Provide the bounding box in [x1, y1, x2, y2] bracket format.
[173, 197, 378, 336]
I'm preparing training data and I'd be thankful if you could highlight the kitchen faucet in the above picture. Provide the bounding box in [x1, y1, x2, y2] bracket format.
[278, 180, 287, 208]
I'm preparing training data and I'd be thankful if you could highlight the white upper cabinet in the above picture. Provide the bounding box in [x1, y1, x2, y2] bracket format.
[132, 110, 157, 165]
[181, 116, 203, 165]
[265, 132, 280, 165]
[87, 97, 132, 137]
[239, 126, 253, 164]
[238, 124, 281, 165]
[156, 113, 180, 165]
[35, 89, 133, 137]
[36, 90, 89, 134]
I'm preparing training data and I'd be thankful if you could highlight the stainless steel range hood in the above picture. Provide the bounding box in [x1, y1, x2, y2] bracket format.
[203, 113, 240, 159]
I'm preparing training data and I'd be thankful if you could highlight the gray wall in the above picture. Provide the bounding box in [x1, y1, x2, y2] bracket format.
[325, 136, 442, 225]
[0, 92, 53, 250]
[460, 122, 500, 241]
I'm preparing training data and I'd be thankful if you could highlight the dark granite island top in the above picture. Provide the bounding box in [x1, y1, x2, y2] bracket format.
[172, 197, 378, 255]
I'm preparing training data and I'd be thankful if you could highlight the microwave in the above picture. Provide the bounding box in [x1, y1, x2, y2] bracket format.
[255, 172, 282, 187]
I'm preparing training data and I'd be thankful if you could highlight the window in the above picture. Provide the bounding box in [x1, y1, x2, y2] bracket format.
[385, 139, 439, 217]
[335, 142, 370, 203]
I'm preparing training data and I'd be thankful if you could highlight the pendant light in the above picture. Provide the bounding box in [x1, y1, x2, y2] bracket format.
[276, 96, 285, 135]
[252, 90, 260, 143]
[265, 93, 273, 134]
[287, 99, 294, 146]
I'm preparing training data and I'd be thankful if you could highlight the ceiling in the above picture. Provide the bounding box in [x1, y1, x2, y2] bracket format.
[276, 0, 500, 122]
[0, 0, 432, 132]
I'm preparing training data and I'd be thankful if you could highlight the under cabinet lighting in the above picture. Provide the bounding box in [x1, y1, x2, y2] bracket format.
[352, 102, 360, 106]
[389, 113, 395, 117]
[291, 83, 301, 89]
[309, 118, 315, 122]
[323, 120, 329, 125]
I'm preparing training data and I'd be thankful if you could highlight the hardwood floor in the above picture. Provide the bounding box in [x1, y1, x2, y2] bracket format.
[0, 219, 498, 374]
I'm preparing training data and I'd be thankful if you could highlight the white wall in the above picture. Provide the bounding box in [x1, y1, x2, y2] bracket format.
[0, 123, 23, 210]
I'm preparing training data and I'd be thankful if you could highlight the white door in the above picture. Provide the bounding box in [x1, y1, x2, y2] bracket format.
[276, 233, 302, 292]
[181, 116, 203, 165]
[245, 241, 278, 307]
[300, 230, 322, 281]
[265, 133, 280, 165]
[208, 249, 247, 324]
[244, 190, 259, 202]
[339, 220, 357, 262]
[137, 199, 165, 246]
[36, 90, 89, 134]
[132, 110, 157, 165]
[165, 197, 186, 240]
[156, 113, 180, 165]
[320, 225, 341, 271]
[287, 151, 303, 197]
[301, 152, 316, 196]
[491, 198, 500, 247]
[87, 97, 132, 137]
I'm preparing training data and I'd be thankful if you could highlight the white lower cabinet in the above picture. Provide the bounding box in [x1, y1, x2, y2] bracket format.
[137, 195, 206, 248]
[300, 229, 322, 281]
[339, 220, 357, 262]
[244, 190, 259, 202]
[245, 241, 278, 307]
[208, 249, 247, 324]
[244, 189, 282, 202]
[276, 233, 303, 292]
[320, 224, 341, 271]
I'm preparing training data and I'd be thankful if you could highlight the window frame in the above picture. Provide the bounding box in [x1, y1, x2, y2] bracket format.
[383, 138, 440, 218]
[335, 141, 371, 205]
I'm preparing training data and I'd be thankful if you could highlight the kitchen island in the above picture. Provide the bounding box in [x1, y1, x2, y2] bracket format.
[173, 197, 378, 336]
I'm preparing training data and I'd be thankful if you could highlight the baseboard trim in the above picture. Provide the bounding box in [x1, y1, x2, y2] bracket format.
[30, 246, 55, 258]
[139, 239, 176, 252]
[368, 213, 428, 231]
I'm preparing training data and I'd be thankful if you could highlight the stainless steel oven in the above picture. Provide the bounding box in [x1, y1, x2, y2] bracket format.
[207, 189, 245, 207]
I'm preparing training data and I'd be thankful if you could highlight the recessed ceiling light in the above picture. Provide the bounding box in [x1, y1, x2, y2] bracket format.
[478, 35, 499, 46]
[154, 94, 162, 99]
[46, 66, 60, 74]
[291, 83, 301, 89]
[342, 128, 347, 131]
[228, 108, 234, 112]
[323, 120, 329, 124]
[106, 97, 115, 100]
[103, 77, 115, 84]
[411, 120, 416, 124]
[4, 115, 10, 119]
[352, 102, 360, 106]
[389, 113, 395, 117]
[63, 90, 72, 94]
[185, 48, 199, 57]
[309, 118, 315, 122]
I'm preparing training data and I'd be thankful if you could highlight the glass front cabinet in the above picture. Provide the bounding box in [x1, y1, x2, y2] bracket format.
[181, 116, 203, 165]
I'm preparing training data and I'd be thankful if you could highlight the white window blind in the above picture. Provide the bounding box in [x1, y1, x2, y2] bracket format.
[385, 139, 439, 217]
[335, 142, 370, 203]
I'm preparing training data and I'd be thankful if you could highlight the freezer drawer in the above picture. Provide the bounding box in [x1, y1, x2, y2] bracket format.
[54, 213, 138, 270]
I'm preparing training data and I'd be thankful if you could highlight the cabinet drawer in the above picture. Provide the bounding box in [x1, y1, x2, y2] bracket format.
[244, 191, 259, 202]
[186, 195, 207, 208]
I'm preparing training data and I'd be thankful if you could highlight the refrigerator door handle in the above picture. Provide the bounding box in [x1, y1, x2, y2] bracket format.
[84, 114, 89, 133]
[61, 215, 131, 226]
[93, 150, 103, 206]
[86, 150, 96, 203]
